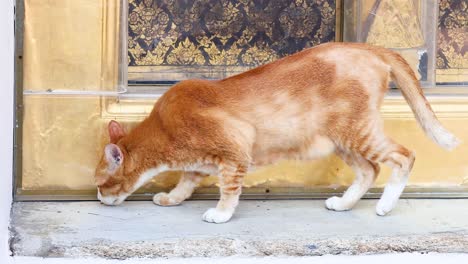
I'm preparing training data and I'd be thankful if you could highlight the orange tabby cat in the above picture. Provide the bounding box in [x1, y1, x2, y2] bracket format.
[95, 42, 459, 223]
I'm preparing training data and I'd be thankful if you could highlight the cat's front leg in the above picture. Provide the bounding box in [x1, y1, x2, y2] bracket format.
[153, 171, 205, 206]
[202, 164, 246, 224]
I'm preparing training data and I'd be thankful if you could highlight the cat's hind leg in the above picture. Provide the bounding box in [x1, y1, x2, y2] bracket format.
[153, 171, 207, 206]
[333, 132, 414, 215]
[373, 142, 415, 216]
[326, 149, 380, 211]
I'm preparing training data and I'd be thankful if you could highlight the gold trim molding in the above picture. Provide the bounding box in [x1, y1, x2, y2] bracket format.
[103, 93, 468, 120]
[381, 95, 468, 119]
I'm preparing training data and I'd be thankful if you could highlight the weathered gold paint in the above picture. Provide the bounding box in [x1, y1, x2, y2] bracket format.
[437, 69, 468, 83]
[19, 0, 468, 197]
[21, 95, 468, 195]
[23, 0, 121, 91]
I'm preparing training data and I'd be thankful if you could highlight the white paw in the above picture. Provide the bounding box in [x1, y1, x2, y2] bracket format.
[153, 192, 179, 206]
[202, 208, 233, 224]
[375, 199, 396, 216]
[325, 196, 351, 211]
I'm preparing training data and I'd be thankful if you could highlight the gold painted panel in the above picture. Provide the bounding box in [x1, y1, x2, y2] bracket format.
[22, 0, 123, 91]
[344, 0, 468, 84]
[18, 0, 468, 199]
[342, 0, 434, 83]
[20, 95, 468, 196]
[361, 0, 423, 49]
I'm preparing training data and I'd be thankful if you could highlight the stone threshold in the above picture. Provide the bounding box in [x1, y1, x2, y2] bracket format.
[9, 199, 468, 259]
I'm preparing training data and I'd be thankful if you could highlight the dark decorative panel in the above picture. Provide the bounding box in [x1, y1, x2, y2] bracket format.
[128, 0, 337, 67]
[437, 0, 467, 71]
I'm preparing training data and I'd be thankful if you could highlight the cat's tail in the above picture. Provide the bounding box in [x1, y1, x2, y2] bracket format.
[383, 51, 460, 150]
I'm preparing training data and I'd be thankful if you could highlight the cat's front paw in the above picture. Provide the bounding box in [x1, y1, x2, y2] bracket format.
[375, 199, 395, 216]
[325, 196, 351, 211]
[202, 208, 233, 224]
[153, 192, 180, 206]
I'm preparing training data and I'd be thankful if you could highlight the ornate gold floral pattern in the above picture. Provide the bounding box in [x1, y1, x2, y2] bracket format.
[128, 0, 337, 67]
[437, 0, 468, 70]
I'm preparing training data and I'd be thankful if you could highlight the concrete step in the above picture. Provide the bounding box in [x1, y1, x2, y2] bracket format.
[10, 199, 468, 259]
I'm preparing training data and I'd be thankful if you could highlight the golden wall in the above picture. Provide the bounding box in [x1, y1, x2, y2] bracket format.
[23, 0, 122, 92]
[20, 95, 468, 197]
[19, 0, 468, 198]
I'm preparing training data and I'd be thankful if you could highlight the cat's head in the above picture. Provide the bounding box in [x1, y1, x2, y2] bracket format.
[95, 120, 134, 205]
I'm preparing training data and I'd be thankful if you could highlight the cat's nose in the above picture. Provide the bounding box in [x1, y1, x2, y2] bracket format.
[102, 200, 117, 206]
[98, 196, 119, 206]
[112, 197, 125, 205]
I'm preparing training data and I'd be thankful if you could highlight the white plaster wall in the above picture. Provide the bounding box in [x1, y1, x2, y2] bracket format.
[0, 0, 15, 263]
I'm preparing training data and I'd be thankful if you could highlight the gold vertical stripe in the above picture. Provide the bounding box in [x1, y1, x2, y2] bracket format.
[100, 0, 121, 91]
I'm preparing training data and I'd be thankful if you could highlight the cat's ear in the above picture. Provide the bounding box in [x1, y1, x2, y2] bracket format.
[105, 144, 123, 170]
[108, 120, 126, 143]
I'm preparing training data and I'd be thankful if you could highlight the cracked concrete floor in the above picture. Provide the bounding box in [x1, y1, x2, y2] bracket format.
[9, 199, 468, 259]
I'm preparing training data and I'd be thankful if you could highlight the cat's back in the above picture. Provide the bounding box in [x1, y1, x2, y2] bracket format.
[151, 42, 390, 124]
[154, 79, 222, 112]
